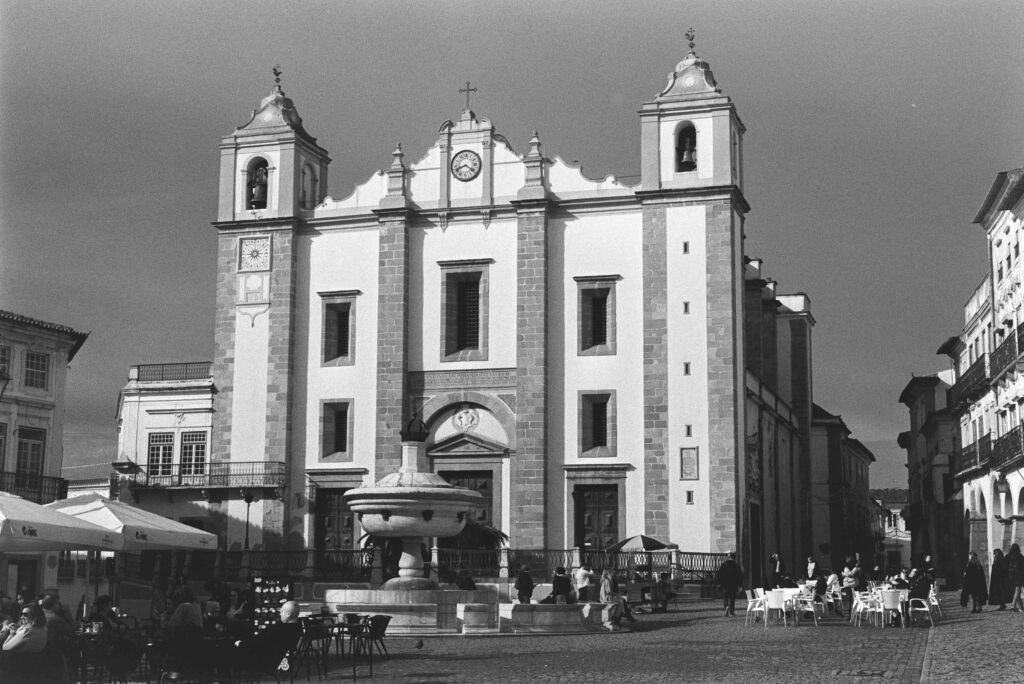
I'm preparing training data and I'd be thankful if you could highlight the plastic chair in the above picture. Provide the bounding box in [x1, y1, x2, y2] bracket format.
[928, 586, 942, 616]
[852, 592, 878, 627]
[764, 590, 789, 628]
[794, 594, 819, 626]
[744, 589, 765, 626]
[880, 590, 905, 629]
[908, 597, 934, 627]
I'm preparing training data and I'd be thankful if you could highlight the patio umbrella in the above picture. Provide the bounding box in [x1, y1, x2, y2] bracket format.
[604, 535, 673, 553]
[48, 493, 217, 551]
[0, 491, 121, 552]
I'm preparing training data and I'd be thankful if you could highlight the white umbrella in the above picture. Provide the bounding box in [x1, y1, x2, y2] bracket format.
[0, 491, 121, 551]
[48, 493, 217, 551]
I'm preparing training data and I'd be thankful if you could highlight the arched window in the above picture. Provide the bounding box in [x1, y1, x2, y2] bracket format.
[675, 123, 697, 173]
[247, 158, 269, 209]
[300, 164, 317, 209]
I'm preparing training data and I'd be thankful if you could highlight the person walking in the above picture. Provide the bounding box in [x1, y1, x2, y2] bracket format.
[1006, 543, 1024, 611]
[716, 552, 743, 617]
[513, 565, 535, 605]
[962, 551, 988, 613]
[989, 548, 1010, 610]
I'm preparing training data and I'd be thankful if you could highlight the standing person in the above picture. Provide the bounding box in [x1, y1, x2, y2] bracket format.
[805, 555, 820, 582]
[1006, 543, 1024, 612]
[598, 569, 624, 630]
[716, 552, 743, 617]
[767, 553, 790, 589]
[574, 563, 595, 602]
[962, 551, 988, 613]
[989, 548, 1010, 610]
[513, 565, 535, 604]
[841, 556, 860, 614]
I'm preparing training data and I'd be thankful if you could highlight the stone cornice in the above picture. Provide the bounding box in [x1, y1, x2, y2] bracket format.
[211, 218, 296, 233]
[634, 185, 750, 214]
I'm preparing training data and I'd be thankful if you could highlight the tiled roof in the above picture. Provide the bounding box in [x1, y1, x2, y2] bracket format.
[0, 309, 89, 361]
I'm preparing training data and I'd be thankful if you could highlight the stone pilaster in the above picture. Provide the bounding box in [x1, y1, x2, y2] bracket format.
[705, 201, 741, 553]
[514, 202, 549, 548]
[211, 234, 239, 466]
[374, 212, 411, 479]
[641, 204, 670, 540]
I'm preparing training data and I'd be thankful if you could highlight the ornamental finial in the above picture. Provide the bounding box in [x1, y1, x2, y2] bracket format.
[272, 65, 283, 90]
[685, 27, 696, 51]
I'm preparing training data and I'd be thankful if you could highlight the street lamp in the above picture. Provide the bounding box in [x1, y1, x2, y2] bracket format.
[241, 489, 255, 550]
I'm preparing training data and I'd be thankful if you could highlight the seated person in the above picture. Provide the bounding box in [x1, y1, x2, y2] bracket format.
[230, 600, 301, 676]
[164, 587, 205, 672]
[86, 595, 123, 633]
[541, 566, 576, 604]
[0, 603, 50, 683]
[455, 571, 477, 590]
[890, 568, 911, 589]
[652, 572, 676, 612]
[907, 569, 931, 601]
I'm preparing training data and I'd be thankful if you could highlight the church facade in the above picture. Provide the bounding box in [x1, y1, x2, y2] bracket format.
[113, 45, 829, 578]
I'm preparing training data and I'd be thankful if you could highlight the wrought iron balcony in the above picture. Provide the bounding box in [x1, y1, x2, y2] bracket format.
[126, 461, 287, 490]
[992, 426, 1024, 470]
[949, 354, 989, 409]
[991, 333, 1019, 379]
[0, 472, 69, 504]
[135, 362, 212, 382]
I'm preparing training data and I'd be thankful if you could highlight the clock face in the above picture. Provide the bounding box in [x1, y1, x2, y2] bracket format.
[451, 150, 482, 182]
[239, 237, 271, 271]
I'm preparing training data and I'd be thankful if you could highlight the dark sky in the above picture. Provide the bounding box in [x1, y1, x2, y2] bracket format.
[2, 1, 1022, 487]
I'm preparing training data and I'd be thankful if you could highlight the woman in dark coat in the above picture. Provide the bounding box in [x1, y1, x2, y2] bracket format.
[962, 551, 988, 613]
[1007, 543, 1024, 612]
[988, 548, 1010, 610]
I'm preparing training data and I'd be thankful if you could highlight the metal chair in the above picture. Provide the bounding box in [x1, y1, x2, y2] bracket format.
[908, 597, 934, 627]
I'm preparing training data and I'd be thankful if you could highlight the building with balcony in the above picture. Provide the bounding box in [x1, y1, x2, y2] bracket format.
[0, 309, 88, 597]
[872, 488, 912, 574]
[897, 372, 961, 585]
[939, 165, 1024, 578]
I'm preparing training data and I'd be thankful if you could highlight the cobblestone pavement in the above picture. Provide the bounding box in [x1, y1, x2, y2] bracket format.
[323, 599, 935, 683]
[922, 593, 1024, 683]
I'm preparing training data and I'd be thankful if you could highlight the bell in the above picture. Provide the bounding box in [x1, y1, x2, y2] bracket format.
[250, 182, 267, 208]
[679, 144, 696, 172]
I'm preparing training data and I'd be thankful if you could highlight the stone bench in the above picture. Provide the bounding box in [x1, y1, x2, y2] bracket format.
[498, 602, 614, 633]
[456, 603, 496, 634]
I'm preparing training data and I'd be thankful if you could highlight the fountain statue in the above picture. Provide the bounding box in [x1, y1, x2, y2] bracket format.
[342, 420, 483, 590]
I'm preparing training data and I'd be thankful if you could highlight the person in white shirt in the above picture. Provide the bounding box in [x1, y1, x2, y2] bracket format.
[574, 564, 595, 602]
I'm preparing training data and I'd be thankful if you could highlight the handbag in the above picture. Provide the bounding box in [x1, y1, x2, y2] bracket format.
[959, 587, 969, 608]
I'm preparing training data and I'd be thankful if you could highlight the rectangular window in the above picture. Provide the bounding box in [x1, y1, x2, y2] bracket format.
[683, 242, 690, 254]
[24, 352, 49, 390]
[147, 433, 174, 477]
[0, 346, 10, 375]
[686, 490, 694, 505]
[684, 362, 691, 375]
[683, 301, 690, 314]
[576, 275, 619, 356]
[16, 428, 45, 476]
[319, 290, 359, 366]
[680, 447, 699, 480]
[440, 260, 491, 362]
[0, 423, 6, 465]
[180, 432, 207, 476]
[580, 391, 616, 457]
[321, 401, 352, 460]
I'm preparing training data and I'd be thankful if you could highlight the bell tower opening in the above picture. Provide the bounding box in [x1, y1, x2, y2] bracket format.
[675, 123, 697, 172]
[247, 158, 269, 209]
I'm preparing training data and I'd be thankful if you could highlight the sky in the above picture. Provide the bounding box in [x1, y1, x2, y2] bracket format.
[1, 1, 1022, 488]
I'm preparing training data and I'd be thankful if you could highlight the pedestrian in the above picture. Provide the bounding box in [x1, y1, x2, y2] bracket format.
[988, 548, 1010, 610]
[805, 555, 820, 582]
[716, 552, 743, 617]
[543, 567, 576, 604]
[513, 565, 535, 604]
[961, 551, 988, 613]
[841, 556, 860, 613]
[767, 553, 790, 589]
[574, 563, 595, 602]
[598, 569, 624, 630]
[1006, 543, 1024, 611]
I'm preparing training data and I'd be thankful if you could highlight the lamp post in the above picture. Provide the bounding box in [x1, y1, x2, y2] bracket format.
[241, 489, 254, 550]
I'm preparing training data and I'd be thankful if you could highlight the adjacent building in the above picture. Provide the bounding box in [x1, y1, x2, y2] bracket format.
[939, 166, 1024, 577]
[897, 372, 961, 584]
[872, 488, 912, 574]
[0, 309, 88, 597]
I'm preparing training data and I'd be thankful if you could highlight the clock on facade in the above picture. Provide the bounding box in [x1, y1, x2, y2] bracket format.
[239, 236, 271, 271]
[450, 150, 482, 182]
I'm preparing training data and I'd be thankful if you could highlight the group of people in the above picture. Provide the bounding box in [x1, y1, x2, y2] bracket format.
[961, 543, 1024, 613]
[511, 563, 653, 630]
[0, 589, 95, 683]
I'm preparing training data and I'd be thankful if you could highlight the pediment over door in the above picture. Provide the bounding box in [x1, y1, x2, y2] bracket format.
[428, 432, 509, 458]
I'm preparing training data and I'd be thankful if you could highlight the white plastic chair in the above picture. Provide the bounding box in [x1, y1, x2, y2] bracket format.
[880, 590, 904, 629]
[928, 586, 942, 616]
[795, 594, 820, 626]
[908, 597, 934, 627]
[853, 591, 879, 627]
[744, 589, 765, 626]
[765, 589, 789, 628]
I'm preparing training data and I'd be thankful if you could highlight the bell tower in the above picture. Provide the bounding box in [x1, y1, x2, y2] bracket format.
[639, 30, 745, 192]
[217, 69, 331, 221]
